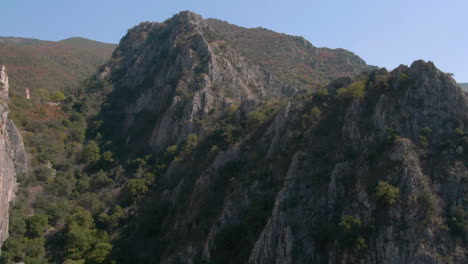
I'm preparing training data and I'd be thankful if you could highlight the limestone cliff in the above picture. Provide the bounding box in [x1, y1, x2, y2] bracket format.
[119, 61, 467, 264]
[0, 65, 28, 251]
[91, 11, 466, 264]
[97, 11, 372, 155]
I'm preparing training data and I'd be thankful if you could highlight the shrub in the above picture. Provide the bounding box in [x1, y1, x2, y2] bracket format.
[122, 179, 149, 205]
[25, 215, 48, 239]
[85, 242, 112, 264]
[420, 127, 432, 136]
[387, 128, 400, 142]
[448, 207, 467, 234]
[209, 145, 221, 159]
[375, 181, 399, 206]
[310, 106, 321, 118]
[337, 80, 366, 99]
[222, 124, 240, 144]
[164, 145, 178, 159]
[82, 141, 100, 163]
[339, 215, 367, 250]
[455, 128, 465, 136]
[49, 91, 66, 101]
[183, 134, 199, 152]
[33, 166, 55, 182]
[247, 110, 267, 127]
[316, 88, 328, 96]
[418, 190, 437, 217]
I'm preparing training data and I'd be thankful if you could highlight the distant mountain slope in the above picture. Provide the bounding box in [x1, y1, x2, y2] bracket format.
[0, 36, 116, 97]
[460, 83, 468, 92]
[206, 19, 374, 89]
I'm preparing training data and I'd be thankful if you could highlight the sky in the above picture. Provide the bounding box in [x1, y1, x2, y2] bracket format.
[2, 0, 468, 82]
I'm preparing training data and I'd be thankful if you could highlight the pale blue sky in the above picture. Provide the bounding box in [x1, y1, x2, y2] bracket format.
[2, 0, 467, 81]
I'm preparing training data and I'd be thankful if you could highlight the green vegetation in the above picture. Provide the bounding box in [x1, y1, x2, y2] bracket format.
[82, 141, 101, 163]
[386, 128, 401, 142]
[447, 207, 467, 234]
[337, 80, 366, 99]
[339, 215, 368, 250]
[375, 181, 399, 206]
[0, 37, 116, 95]
[418, 190, 437, 218]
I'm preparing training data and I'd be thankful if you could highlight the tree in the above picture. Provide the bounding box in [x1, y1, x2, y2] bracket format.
[183, 134, 199, 152]
[122, 179, 149, 205]
[82, 141, 100, 163]
[375, 181, 399, 206]
[339, 215, 367, 250]
[247, 111, 266, 127]
[49, 91, 66, 101]
[85, 243, 112, 264]
[26, 214, 49, 238]
[337, 80, 366, 99]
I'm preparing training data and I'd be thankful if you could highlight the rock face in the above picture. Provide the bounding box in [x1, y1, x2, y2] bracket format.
[94, 11, 467, 264]
[118, 59, 467, 264]
[0, 65, 28, 251]
[98, 11, 373, 155]
[0, 65, 9, 98]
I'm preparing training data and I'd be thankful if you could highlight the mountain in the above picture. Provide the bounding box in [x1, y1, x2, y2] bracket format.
[117, 60, 468, 263]
[0, 11, 466, 264]
[96, 11, 374, 155]
[0, 36, 116, 98]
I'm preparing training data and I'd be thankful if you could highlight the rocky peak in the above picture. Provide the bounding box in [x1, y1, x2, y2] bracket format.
[342, 60, 467, 154]
[97, 11, 374, 155]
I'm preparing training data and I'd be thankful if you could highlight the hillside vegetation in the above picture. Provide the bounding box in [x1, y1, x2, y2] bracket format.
[0, 37, 116, 98]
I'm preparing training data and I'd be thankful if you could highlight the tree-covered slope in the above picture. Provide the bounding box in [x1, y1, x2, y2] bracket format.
[0, 37, 116, 98]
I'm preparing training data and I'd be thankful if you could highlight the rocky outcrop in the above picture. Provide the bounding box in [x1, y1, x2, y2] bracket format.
[120, 60, 467, 264]
[98, 11, 372, 155]
[0, 66, 28, 251]
[0, 65, 9, 98]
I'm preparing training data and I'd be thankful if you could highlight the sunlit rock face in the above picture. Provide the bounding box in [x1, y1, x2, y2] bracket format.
[0, 65, 28, 252]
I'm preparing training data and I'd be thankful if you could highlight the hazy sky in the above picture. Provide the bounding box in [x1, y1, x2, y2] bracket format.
[3, 0, 468, 82]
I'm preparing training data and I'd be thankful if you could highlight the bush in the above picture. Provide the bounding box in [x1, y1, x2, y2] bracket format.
[49, 91, 66, 101]
[33, 166, 55, 182]
[247, 111, 266, 127]
[339, 215, 367, 250]
[386, 128, 400, 142]
[375, 181, 399, 206]
[85, 242, 112, 264]
[310, 106, 321, 118]
[418, 190, 437, 217]
[164, 145, 178, 159]
[122, 179, 149, 205]
[448, 207, 467, 234]
[82, 141, 100, 163]
[337, 80, 366, 99]
[26, 214, 49, 238]
[183, 134, 199, 152]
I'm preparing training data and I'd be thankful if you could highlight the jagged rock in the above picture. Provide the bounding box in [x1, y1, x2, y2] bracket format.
[0, 66, 28, 251]
[119, 59, 467, 264]
[98, 11, 372, 155]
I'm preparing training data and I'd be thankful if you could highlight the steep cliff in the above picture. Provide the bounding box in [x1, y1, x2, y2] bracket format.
[97, 11, 373, 155]
[0, 65, 28, 251]
[118, 60, 467, 264]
